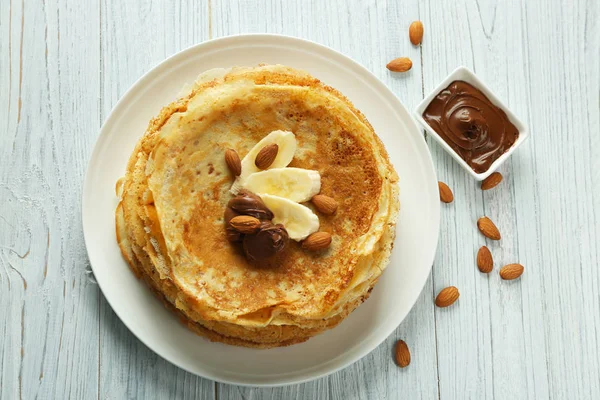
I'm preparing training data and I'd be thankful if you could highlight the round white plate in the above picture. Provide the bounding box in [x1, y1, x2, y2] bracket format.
[83, 34, 439, 387]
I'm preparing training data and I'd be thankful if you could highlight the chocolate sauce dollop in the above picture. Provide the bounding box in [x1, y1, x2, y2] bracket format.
[224, 190, 287, 260]
[242, 222, 289, 261]
[227, 189, 274, 220]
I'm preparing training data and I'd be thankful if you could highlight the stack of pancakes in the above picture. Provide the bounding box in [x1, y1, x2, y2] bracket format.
[115, 65, 400, 348]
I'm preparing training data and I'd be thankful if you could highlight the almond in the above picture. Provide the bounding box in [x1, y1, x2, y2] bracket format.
[477, 246, 493, 273]
[225, 148, 242, 176]
[395, 340, 411, 368]
[386, 57, 412, 72]
[409, 21, 424, 45]
[311, 194, 338, 215]
[477, 216, 501, 240]
[302, 232, 332, 251]
[481, 172, 503, 190]
[229, 215, 261, 234]
[255, 144, 278, 169]
[438, 181, 454, 203]
[500, 263, 524, 280]
[435, 286, 460, 308]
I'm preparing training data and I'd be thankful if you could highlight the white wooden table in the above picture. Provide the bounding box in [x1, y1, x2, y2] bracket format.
[1, 0, 599, 398]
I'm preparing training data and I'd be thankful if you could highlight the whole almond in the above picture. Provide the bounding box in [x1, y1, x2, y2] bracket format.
[386, 57, 412, 72]
[435, 286, 460, 308]
[477, 216, 501, 240]
[409, 21, 424, 45]
[395, 340, 411, 368]
[225, 148, 242, 176]
[438, 181, 454, 203]
[302, 232, 332, 251]
[229, 215, 261, 234]
[312, 195, 338, 215]
[477, 246, 493, 273]
[255, 144, 278, 169]
[500, 263, 524, 280]
[481, 172, 503, 190]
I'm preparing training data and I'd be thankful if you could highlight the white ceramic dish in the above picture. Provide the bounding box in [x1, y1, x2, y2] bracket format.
[83, 34, 440, 387]
[414, 66, 529, 181]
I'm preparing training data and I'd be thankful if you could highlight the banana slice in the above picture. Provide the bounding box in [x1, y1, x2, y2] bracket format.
[244, 168, 321, 203]
[259, 194, 319, 241]
[231, 130, 296, 194]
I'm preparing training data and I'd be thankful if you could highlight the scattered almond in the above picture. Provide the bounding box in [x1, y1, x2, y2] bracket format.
[229, 215, 261, 234]
[302, 232, 332, 251]
[500, 263, 524, 280]
[255, 144, 278, 169]
[225, 148, 242, 176]
[438, 181, 454, 203]
[477, 216, 501, 240]
[481, 172, 503, 190]
[409, 21, 424, 45]
[386, 57, 413, 72]
[395, 340, 411, 368]
[435, 286, 460, 308]
[311, 195, 338, 215]
[477, 246, 493, 273]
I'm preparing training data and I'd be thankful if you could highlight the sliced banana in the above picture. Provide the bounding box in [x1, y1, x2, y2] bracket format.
[243, 168, 321, 203]
[259, 194, 319, 241]
[230, 130, 296, 194]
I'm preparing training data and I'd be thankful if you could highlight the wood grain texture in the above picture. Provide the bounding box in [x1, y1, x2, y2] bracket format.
[518, 1, 600, 398]
[0, 0, 598, 399]
[0, 0, 101, 398]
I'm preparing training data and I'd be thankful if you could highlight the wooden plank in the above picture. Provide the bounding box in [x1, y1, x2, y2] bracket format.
[211, 0, 439, 398]
[0, 0, 101, 398]
[97, 1, 215, 398]
[421, 0, 532, 398]
[517, 0, 599, 398]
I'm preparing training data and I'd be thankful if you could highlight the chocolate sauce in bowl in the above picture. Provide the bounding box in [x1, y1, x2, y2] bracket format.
[423, 80, 519, 173]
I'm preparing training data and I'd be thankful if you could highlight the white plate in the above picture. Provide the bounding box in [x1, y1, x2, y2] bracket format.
[83, 34, 440, 387]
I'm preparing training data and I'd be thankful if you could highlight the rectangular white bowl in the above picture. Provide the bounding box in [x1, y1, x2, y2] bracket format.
[414, 66, 529, 181]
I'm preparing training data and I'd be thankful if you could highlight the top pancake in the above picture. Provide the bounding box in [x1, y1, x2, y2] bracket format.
[134, 65, 399, 327]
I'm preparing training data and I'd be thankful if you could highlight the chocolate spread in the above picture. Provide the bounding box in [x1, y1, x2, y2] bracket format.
[243, 222, 289, 261]
[225, 190, 288, 260]
[227, 190, 274, 220]
[422, 80, 519, 173]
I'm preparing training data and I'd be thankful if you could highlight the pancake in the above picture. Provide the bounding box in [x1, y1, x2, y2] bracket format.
[116, 65, 399, 347]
